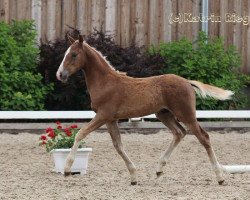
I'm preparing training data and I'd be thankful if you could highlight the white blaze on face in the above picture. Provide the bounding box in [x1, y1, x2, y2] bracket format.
[56, 46, 71, 81]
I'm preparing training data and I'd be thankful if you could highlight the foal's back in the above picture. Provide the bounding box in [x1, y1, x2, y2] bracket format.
[114, 74, 196, 121]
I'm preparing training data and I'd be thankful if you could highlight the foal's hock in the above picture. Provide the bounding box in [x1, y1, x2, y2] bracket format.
[56, 35, 233, 185]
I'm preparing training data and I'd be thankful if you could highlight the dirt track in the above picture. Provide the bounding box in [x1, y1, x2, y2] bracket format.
[0, 130, 249, 200]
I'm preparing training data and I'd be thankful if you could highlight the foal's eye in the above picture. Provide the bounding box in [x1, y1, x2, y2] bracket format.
[72, 53, 77, 58]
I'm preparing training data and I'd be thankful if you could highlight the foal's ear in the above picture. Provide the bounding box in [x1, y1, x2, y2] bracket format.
[67, 34, 75, 45]
[79, 35, 83, 44]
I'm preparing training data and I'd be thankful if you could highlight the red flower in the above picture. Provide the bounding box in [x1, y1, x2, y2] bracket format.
[42, 141, 47, 145]
[48, 130, 56, 138]
[40, 135, 47, 140]
[46, 127, 53, 133]
[64, 128, 72, 137]
[70, 124, 78, 129]
[56, 121, 61, 125]
[57, 125, 62, 129]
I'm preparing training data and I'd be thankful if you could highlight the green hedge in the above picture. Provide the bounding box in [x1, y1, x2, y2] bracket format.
[149, 32, 248, 110]
[0, 21, 52, 110]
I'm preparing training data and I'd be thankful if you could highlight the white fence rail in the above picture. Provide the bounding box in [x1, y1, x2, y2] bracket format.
[0, 111, 249, 119]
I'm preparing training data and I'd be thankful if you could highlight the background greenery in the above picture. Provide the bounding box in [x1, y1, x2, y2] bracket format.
[0, 20, 248, 111]
[0, 21, 52, 110]
[149, 32, 248, 110]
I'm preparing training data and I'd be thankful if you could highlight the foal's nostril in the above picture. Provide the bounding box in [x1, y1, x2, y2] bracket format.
[61, 70, 69, 82]
[57, 69, 69, 82]
[62, 73, 67, 80]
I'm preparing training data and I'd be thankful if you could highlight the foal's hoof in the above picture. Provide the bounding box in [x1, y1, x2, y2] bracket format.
[218, 180, 226, 186]
[156, 171, 163, 178]
[64, 172, 71, 177]
[131, 181, 137, 185]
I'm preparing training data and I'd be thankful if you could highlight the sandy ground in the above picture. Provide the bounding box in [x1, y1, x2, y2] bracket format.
[0, 130, 249, 200]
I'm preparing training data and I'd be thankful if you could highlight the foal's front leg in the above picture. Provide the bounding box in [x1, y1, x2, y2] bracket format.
[106, 121, 137, 185]
[64, 115, 105, 175]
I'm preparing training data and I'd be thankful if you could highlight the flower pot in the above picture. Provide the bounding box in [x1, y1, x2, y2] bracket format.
[51, 148, 92, 175]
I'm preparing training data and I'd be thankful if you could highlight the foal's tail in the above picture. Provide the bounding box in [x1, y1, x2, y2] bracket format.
[189, 80, 234, 100]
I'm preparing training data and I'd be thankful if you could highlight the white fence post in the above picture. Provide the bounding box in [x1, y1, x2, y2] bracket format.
[105, 0, 117, 36]
[31, 0, 42, 44]
[47, 0, 57, 41]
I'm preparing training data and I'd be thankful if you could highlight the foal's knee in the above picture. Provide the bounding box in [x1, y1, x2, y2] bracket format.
[198, 132, 211, 149]
[200, 140, 211, 149]
[173, 130, 185, 143]
[74, 131, 85, 143]
[173, 135, 181, 143]
[113, 142, 123, 154]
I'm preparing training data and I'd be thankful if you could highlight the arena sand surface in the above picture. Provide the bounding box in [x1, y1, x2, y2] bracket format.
[0, 130, 249, 200]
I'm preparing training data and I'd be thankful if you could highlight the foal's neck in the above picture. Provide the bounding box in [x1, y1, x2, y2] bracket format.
[83, 43, 116, 94]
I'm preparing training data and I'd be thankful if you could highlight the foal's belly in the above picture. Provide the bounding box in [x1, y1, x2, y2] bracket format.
[115, 104, 162, 119]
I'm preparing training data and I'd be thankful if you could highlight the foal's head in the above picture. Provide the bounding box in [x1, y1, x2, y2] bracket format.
[56, 35, 87, 82]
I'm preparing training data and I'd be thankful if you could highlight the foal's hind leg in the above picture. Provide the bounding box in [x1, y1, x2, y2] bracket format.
[186, 121, 225, 185]
[106, 121, 137, 185]
[156, 109, 187, 177]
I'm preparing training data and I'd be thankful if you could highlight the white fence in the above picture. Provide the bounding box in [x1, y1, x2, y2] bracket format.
[0, 111, 249, 119]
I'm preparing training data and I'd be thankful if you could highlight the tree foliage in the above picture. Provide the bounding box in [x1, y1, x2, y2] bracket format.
[0, 21, 52, 110]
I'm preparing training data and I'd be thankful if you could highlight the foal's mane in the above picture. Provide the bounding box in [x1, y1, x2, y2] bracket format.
[82, 41, 127, 76]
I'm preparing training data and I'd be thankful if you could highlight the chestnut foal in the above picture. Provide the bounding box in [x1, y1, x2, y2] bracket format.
[56, 35, 233, 185]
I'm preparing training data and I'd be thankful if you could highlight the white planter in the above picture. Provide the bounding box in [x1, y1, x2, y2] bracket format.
[51, 148, 92, 175]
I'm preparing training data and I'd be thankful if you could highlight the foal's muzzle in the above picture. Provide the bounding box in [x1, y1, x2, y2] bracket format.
[57, 70, 69, 83]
